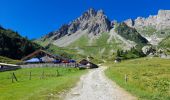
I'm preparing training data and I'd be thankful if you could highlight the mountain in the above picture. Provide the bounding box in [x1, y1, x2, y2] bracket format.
[124, 10, 170, 45]
[39, 8, 147, 49]
[0, 26, 42, 59]
[41, 8, 111, 47]
[35, 8, 150, 60]
[46, 8, 111, 39]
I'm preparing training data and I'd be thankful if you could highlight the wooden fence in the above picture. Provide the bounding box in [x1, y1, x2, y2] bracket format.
[10, 70, 62, 83]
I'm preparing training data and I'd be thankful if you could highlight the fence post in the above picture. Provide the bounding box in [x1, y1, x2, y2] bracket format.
[125, 74, 128, 83]
[11, 72, 18, 82]
[40, 71, 45, 79]
[29, 72, 31, 80]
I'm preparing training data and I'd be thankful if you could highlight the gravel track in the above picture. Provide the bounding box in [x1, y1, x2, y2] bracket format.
[64, 67, 136, 100]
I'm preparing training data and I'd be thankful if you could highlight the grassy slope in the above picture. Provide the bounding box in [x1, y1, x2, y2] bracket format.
[137, 26, 170, 38]
[0, 56, 21, 64]
[105, 57, 170, 100]
[0, 68, 86, 100]
[159, 36, 170, 48]
[115, 23, 148, 46]
[68, 33, 120, 62]
[46, 44, 86, 60]
[35, 33, 120, 63]
[34, 38, 86, 60]
[137, 26, 157, 36]
[34, 38, 51, 47]
[68, 34, 89, 47]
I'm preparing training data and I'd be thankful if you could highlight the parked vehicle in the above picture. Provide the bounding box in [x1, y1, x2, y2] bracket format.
[53, 60, 61, 63]
[62, 60, 69, 63]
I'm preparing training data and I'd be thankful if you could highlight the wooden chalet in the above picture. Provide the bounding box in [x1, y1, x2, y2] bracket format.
[21, 49, 62, 63]
[79, 59, 98, 69]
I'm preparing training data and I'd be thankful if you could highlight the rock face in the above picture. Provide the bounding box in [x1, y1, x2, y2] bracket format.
[142, 45, 156, 55]
[45, 8, 111, 41]
[124, 10, 170, 45]
[157, 10, 170, 30]
[124, 10, 170, 30]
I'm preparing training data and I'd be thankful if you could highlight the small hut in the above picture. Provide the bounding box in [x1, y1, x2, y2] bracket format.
[79, 59, 89, 65]
[79, 59, 98, 69]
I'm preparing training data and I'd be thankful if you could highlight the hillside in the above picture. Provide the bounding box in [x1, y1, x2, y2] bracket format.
[0, 56, 21, 64]
[115, 23, 148, 46]
[0, 26, 42, 59]
[159, 36, 170, 48]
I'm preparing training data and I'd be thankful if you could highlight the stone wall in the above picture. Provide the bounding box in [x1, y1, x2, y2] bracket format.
[20, 63, 78, 68]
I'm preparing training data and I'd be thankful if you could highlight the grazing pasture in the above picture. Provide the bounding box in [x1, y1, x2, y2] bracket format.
[105, 57, 170, 100]
[0, 67, 86, 100]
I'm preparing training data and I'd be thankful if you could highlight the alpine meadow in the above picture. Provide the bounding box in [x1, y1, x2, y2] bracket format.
[0, 0, 170, 100]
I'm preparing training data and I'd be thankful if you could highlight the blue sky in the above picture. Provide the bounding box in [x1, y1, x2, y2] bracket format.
[0, 0, 170, 39]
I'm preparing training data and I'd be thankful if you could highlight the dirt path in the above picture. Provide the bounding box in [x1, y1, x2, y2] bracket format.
[64, 67, 136, 100]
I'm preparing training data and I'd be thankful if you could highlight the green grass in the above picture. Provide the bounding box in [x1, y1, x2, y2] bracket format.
[105, 57, 170, 100]
[45, 44, 86, 60]
[68, 34, 89, 47]
[68, 33, 120, 60]
[0, 67, 87, 100]
[0, 56, 21, 64]
[137, 26, 157, 36]
[34, 38, 51, 47]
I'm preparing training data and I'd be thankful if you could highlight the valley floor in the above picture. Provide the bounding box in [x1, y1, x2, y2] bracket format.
[64, 67, 136, 100]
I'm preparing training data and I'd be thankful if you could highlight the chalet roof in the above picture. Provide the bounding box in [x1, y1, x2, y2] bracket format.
[21, 49, 59, 61]
[0, 63, 18, 67]
[79, 59, 89, 65]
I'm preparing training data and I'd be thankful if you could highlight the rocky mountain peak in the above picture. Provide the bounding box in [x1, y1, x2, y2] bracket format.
[123, 10, 170, 45]
[157, 10, 170, 30]
[87, 8, 97, 16]
[45, 8, 111, 40]
[124, 10, 170, 30]
[97, 10, 104, 15]
[158, 10, 170, 16]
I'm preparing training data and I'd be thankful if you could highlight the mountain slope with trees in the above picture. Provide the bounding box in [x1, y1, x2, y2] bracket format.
[0, 26, 42, 59]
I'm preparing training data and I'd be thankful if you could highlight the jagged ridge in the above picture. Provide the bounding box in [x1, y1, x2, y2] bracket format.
[45, 8, 111, 41]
